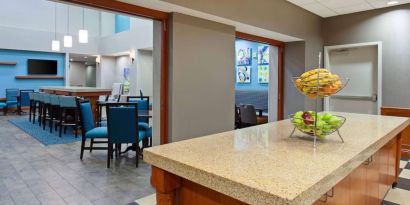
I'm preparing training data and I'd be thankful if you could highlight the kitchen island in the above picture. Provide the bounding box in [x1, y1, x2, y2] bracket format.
[144, 113, 409, 205]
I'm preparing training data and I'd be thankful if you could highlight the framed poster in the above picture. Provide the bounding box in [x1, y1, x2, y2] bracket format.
[258, 65, 269, 83]
[258, 45, 269, 65]
[237, 48, 251, 65]
[237, 66, 251, 83]
[123, 67, 130, 93]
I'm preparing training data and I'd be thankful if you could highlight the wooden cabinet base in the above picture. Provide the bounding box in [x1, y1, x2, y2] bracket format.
[151, 166, 247, 205]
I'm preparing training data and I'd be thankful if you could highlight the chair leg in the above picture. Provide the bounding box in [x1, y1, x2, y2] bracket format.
[107, 143, 112, 168]
[43, 105, 47, 130]
[136, 144, 139, 168]
[49, 107, 53, 133]
[89, 139, 94, 153]
[4, 106, 7, 116]
[59, 110, 63, 138]
[29, 102, 32, 122]
[80, 139, 85, 160]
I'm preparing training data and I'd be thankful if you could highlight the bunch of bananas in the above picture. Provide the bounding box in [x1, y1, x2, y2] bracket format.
[295, 68, 343, 99]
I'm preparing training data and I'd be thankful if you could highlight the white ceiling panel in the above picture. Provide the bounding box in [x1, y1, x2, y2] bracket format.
[287, 0, 410, 17]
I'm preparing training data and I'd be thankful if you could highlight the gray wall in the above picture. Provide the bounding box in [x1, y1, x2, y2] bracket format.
[168, 13, 235, 142]
[323, 4, 410, 107]
[69, 62, 86, 87]
[160, 0, 324, 112]
[85, 65, 96, 87]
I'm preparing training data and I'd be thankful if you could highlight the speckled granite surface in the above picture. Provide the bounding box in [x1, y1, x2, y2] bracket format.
[144, 113, 409, 205]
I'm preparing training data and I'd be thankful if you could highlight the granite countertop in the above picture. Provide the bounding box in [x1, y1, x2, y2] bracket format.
[40, 86, 112, 92]
[144, 112, 409, 205]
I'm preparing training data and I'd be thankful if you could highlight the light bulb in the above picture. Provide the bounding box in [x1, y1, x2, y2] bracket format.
[64, 35, 73, 47]
[52, 40, 60, 51]
[78, 29, 88, 43]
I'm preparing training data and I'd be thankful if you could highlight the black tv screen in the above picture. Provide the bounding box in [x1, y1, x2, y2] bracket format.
[27, 59, 57, 75]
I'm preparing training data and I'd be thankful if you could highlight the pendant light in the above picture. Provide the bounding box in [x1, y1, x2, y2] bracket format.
[51, 3, 60, 51]
[78, 8, 88, 43]
[64, 5, 72, 48]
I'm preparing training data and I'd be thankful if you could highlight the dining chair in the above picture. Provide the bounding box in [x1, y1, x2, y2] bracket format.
[58, 96, 78, 138]
[28, 91, 36, 121]
[18, 89, 34, 115]
[49, 95, 61, 133]
[41, 94, 52, 130]
[5, 88, 19, 115]
[37, 93, 45, 126]
[77, 100, 108, 160]
[240, 104, 257, 127]
[127, 96, 151, 148]
[106, 103, 141, 168]
[0, 101, 6, 115]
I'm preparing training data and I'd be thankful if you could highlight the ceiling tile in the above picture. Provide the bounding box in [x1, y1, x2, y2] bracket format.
[302, 2, 338, 17]
[333, 2, 374, 14]
[287, 0, 317, 5]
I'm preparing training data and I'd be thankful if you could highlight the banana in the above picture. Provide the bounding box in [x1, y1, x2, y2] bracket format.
[300, 68, 330, 79]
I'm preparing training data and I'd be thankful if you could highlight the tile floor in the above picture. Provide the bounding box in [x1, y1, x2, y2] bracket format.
[382, 156, 410, 205]
[0, 115, 154, 205]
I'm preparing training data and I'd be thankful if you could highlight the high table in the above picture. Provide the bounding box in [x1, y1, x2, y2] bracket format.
[40, 86, 112, 123]
[144, 112, 410, 205]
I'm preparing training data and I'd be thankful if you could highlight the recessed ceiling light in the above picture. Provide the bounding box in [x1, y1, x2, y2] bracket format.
[387, 0, 399, 5]
[70, 58, 73, 61]
[84, 56, 88, 59]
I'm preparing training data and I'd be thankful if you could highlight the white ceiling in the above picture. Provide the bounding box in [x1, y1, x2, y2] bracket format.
[287, 0, 410, 17]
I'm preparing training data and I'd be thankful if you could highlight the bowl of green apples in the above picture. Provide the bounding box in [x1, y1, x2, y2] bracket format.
[290, 111, 346, 139]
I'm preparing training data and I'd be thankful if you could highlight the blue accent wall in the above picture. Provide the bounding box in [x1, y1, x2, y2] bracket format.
[115, 15, 131, 33]
[235, 39, 269, 91]
[0, 49, 65, 97]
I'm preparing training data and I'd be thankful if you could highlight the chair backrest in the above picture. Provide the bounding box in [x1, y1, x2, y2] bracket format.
[6, 88, 19, 102]
[50, 95, 60, 106]
[127, 96, 149, 123]
[240, 104, 257, 125]
[106, 104, 139, 144]
[19, 90, 34, 106]
[59, 96, 77, 108]
[37, 92, 45, 102]
[77, 100, 94, 134]
[42, 93, 51, 104]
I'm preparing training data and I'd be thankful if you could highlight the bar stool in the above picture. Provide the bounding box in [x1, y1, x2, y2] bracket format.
[37, 93, 45, 126]
[49, 95, 60, 133]
[42, 94, 52, 130]
[58, 96, 78, 138]
[28, 92, 35, 122]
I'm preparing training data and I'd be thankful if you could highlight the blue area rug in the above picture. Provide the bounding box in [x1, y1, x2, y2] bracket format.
[9, 118, 81, 145]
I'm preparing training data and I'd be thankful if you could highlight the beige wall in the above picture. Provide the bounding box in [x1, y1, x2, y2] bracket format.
[168, 13, 235, 142]
[160, 0, 324, 111]
[323, 4, 410, 107]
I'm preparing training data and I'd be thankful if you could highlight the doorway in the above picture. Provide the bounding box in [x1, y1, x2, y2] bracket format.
[324, 42, 382, 114]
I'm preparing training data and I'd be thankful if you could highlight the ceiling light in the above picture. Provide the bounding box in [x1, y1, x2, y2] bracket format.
[387, 0, 399, 5]
[79, 29, 88, 43]
[52, 40, 60, 51]
[78, 8, 88, 43]
[64, 35, 72, 47]
[51, 3, 60, 52]
[84, 56, 88, 59]
[70, 58, 73, 61]
[95, 55, 101, 64]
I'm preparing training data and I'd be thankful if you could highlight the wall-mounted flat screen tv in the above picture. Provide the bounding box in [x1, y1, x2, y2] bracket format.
[27, 59, 57, 75]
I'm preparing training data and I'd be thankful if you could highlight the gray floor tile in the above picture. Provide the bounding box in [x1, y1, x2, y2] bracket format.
[1, 115, 154, 205]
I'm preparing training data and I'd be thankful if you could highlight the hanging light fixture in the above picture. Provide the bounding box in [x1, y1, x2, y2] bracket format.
[78, 8, 88, 43]
[64, 5, 72, 48]
[51, 3, 60, 51]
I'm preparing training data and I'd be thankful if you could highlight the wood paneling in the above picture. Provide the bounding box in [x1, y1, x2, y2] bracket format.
[235, 32, 285, 47]
[366, 152, 380, 205]
[0, 62, 17, 65]
[350, 164, 366, 205]
[381, 107, 410, 157]
[58, 0, 170, 144]
[15, 76, 64, 79]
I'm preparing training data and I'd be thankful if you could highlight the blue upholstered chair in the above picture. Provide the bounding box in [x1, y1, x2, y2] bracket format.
[49, 95, 60, 133]
[77, 100, 108, 160]
[17, 89, 33, 116]
[0, 101, 6, 115]
[127, 96, 152, 148]
[5, 88, 19, 115]
[106, 103, 142, 168]
[41, 94, 52, 130]
[58, 96, 79, 138]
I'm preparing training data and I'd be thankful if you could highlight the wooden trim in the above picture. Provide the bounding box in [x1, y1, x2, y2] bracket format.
[0, 62, 17, 65]
[58, 0, 170, 145]
[15, 76, 64, 79]
[236, 31, 285, 47]
[235, 32, 285, 120]
[277, 46, 284, 120]
[58, 0, 168, 21]
[381, 106, 410, 158]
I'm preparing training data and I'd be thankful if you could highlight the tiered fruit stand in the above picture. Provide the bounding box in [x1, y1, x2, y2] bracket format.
[289, 52, 349, 147]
